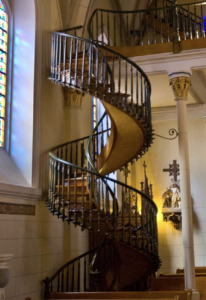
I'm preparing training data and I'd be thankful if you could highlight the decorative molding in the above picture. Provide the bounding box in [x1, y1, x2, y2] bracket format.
[196, 70, 206, 89]
[189, 86, 204, 104]
[0, 202, 35, 216]
[63, 87, 85, 109]
[152, 103, 206, 122]
[0, 183, 41, 201]
[170, 77, 191, 98]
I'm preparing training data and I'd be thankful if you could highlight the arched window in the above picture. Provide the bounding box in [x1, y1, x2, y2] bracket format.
[0, 0, 7, 147]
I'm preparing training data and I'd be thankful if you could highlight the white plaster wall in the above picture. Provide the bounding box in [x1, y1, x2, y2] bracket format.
[0, 197, 88, 300]
[132, 115, 206, 274]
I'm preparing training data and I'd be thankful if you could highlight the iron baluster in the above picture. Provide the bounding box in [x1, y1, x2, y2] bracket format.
[77, 260, 80, 292]
[120, 13, 123, 46]
[201, 4, 205, 38]
[128, 189, 131, 245]
[188, 6, 192, 40]
[57, 273, 60, 292]
[88, 44, 92, 93]
[135, 194, 139, 249]
[81, 172, 85, 230]
[74, 39, 79, 87]
[58, 35, 62, 81]
[140, 12, 143, 45]
[130, 64, 133, 114]
[153, 12, 157, 44]
[55, 34, 58, 80]
[194, 4, 199, 39]
[96, 11, 98, 41]
[61, 164, 65, 220]
[159, 10, 163, 43]
[66, 165, 71, 223]
[73, 168, 77, 225]
[122, 186, 125, 242]
[84, 256, 86, 292]
[107, 12, 110, 46]
[51, 34, 54, 78]
[52, 160, 57, 214]
[101, 11, 103, 44]
[146, 13, 150, 45]
[81, 41, 86, 91]
[113, 183, 117, 240]
[68, 38, 73, 85]
[66, 266, 69, 292]
[136, 70, 139, 119]
[126, 14, 129, 45]
[61, 270, 64, 292]
[140, 182, 145, 251]
[182, 10, 186, 40]
[113, 14, 116, 46]
[118, 56, 121, 107]
[72, 263, 74, 292]
[89, 168, 93, 231]
[95, 46, 99, 96]
[55, 161, 60, 216]
[111, 54, 114, 104]
[125, 61, 128, 110]
[76, 142, 78, 166]
[166, 8, 170, 42]
[105, 184, 109, 237]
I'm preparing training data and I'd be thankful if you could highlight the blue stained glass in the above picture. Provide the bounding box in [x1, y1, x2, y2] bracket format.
[0, 1, 7, 147]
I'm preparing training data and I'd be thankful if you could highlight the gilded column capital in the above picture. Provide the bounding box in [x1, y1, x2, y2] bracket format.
[170, 76, 191, 99]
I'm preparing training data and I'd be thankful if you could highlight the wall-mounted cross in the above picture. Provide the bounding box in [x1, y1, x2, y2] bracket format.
[163, 160, 180, 182]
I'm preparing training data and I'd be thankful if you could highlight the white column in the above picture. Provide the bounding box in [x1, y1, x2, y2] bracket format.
[0, 255, 13, 300]
[169, 72, 199, 300]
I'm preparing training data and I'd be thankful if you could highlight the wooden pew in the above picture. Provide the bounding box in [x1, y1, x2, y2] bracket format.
[152, 277, 206, 300]
[177, 267, 206, 274]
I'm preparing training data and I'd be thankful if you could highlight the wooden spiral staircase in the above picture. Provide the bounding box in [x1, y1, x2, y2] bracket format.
[43, 27, 159, 297]
[43, 1, 206, 299]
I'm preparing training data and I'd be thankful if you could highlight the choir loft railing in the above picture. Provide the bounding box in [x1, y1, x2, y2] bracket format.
[87, 1, 206, 48]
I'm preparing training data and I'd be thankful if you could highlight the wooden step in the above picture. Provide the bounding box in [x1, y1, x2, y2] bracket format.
[49, 291, 191, 300]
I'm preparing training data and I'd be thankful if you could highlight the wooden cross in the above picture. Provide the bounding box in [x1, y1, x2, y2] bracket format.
[163, 160, 180, 182]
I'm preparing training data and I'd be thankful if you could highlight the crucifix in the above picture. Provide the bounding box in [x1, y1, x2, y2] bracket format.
[163, 160, 180, 182]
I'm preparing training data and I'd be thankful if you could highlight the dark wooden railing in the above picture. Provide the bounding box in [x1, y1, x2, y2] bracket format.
[87, 1, 206, 47]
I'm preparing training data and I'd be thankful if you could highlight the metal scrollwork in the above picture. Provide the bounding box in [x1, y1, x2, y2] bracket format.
[153, 128, 178, 140]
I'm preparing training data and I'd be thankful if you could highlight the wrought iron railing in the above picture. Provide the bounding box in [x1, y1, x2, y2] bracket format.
[46, 23, 158, 293]
[43, 247, 98, 298]
[87, 1, 206, 47]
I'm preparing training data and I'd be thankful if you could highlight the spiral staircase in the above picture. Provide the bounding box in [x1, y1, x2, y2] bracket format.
[41, 3, 180, 296]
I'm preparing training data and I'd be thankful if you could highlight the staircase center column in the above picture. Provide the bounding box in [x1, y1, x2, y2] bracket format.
[169, 72, 199, 300]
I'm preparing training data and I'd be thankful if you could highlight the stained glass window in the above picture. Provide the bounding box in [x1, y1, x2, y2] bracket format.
[93, 97, 97, 129]
[0, 0, 7, 147]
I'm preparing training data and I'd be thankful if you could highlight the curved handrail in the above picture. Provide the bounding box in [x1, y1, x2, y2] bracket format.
[44, 247, 98, 284]
[51, 31, 152, 94]
[49, 151, 158, 212]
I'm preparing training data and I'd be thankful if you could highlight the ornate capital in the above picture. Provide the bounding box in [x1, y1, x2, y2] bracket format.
[170, 76, 191, 99]
[63, 87, 85, 109]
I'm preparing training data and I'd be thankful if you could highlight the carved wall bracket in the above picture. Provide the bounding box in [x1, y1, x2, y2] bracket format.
[162, 208, 182, 230]
[63, 87, 85, 109]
